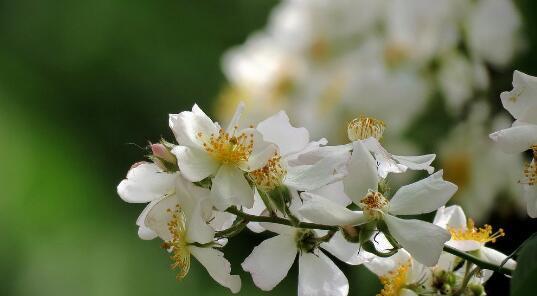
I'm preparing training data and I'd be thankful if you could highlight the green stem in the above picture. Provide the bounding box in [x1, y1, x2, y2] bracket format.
[453, 265, 479, 296]
[443, 245, 513, 276]
[225, 207, 339, 231]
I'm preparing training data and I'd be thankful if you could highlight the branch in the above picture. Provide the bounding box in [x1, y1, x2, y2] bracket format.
[225, 207, 339, 231]
[443, 245, 513, 276]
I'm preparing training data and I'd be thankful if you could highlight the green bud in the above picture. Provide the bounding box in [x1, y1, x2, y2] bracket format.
[468, 284, 485, 296]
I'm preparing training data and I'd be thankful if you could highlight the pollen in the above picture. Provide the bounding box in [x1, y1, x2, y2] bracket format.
[359, 191, 389, 220]
[378, 261, 410, 296]
[448, 219, 505, 244]
[197, 127, 254, 166]
[522, 159, 537, 186]
[249, 153, 286, 192]
[164, 205, 191, 280]
[347, 116, 386, 141]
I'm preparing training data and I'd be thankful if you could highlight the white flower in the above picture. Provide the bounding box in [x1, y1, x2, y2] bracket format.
[241, 221, 362, 296]
[466, 0, 522, 67]
[169, 103, 277, 210]
[117, 162, 178, 239]
[440, 102, 524, 222]
[490, 70, 537, 217]
[299, 141, 456, 266]
[433, 205, 517, 271]
[142, 179, 241, 293]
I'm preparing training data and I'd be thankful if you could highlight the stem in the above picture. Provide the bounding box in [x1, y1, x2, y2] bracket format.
[443, 245, 513, 276]
[225, 207, 339, 231]
[453, 265, 479, 296]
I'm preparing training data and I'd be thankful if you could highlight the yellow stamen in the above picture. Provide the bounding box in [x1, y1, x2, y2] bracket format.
[522, 159, 537, 186]
[164, 205, 191, 280]
[347, 116, 386, 141]
[359, 191, 389, 220]
[448, 219, 505, 244]
[197, 128, 254, 166]
[249, 153, 286, 192]
[378, 261, 411, 296]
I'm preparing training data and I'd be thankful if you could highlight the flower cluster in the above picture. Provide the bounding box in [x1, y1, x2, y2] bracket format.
[118, 90, 527, 294]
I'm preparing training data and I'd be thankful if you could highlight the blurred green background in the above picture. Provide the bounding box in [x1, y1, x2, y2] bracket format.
[0, 1, 536, 295]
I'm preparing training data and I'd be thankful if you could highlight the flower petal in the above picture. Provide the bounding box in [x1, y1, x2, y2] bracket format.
[391, 154, 436, 174]
[384, 214, 451, 266]
[172, 146, 219, 182]
[285, 156, 347, 191]
[489, 124, 537, 154]
[321, 231, 366, 265]
[257, 110, 310, 156]
[211, 165, 254, 210]
[445, 240, 482, 252]
[169, 104, 219, 148]
[343, 141, 379, 203]
[479, 247, 517, 270]
[309, 181, 353, 207]
[389, 170, 458, 216]
[524, 182, 537, 218]
[433, 205, 467, 229]
[186, 199, 215, 244]
[298, 251, 349, 296]
[144, 194, 181, 241]
[244, 190, 267, 233]
[242, 128, 278, 171]
[117, 162, 176, 203]
[500, 71, 537, 123]
[190, 246, 242, 294]
[241, 234, 297, 291]
[299, 193, 368, 226]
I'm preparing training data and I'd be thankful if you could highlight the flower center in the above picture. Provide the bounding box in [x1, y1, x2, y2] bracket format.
[347, 116, 386, 141]
[295, 229, 317, 253]
[197, 128, 254, 165]
[448, 219, 505, 244]
[384, 43, 409, 68]
[442, 153, 472, 192]
[359, 191, 389, 220]
[249, 153, 286, 192]
[163, 205, 191, 280]
[378, 261, 410, 296]
[523, 159, 537, 186]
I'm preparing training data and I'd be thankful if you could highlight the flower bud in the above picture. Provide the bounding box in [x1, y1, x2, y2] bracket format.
[150, 142, 178, 172]
[468, 283, 485, 296]
[347, 116, 385, 141]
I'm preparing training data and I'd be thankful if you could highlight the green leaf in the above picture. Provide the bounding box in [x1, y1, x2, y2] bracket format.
[511, 235, 537, 296]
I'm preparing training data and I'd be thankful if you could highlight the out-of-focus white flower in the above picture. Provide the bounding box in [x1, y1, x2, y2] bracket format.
[490, 70, 537, 217]
[142, 180, 241, 293]
[466, 0, 522, 67]
[299, 141, 456, 266]
[434, 205, 517, 271]
[169, 103, 277, 210]
[242, 221, 363, 296]
[440, 102, 523, 222]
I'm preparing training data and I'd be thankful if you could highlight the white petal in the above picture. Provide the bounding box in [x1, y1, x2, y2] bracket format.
[243, 128, 278, 171]
[136, 198, 163, 240]
[285, 156, 347, 191]
[489, 124, 537, 154]
[479, 247, 517, 270]
[309, 181, 353, 207]
[144, 194, 181, 241]
[362, 138, 406, 178]
[446, 240, 482, 252]
[258, 221, 296, 236]
[137, 226, 158, 240]
[241, 234, 297, 291]
[292, 144, 352, 166]
[208, 210, 236, 232]
[321, 231, 366, 265]
[365, 249, 411, 277]
[225, 101, 245, 133]
[257, 110, 310, 156]
[244, 190, 267, 233]
[433, 205, 467, 229]
[500, 71, 537, 123]
[524, 183, 537, 218]
[285, 138, 328, 164]
[400, 288, 419, 296]
[172, 146, 219, 182]
[117, 162, 176, 203]
[190, 246, 241, 293]
[384, 214, 451, 266]
[298, 251, 349, 296]
[169, 104, 219, 148]
[343, 141, 379, 203]
[299, 193, 368, 226]
[186, 200, 215, 244]
[392, 154, 436, 174]
[389, 170, 458, 216]
[211, 166, 254, 210]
